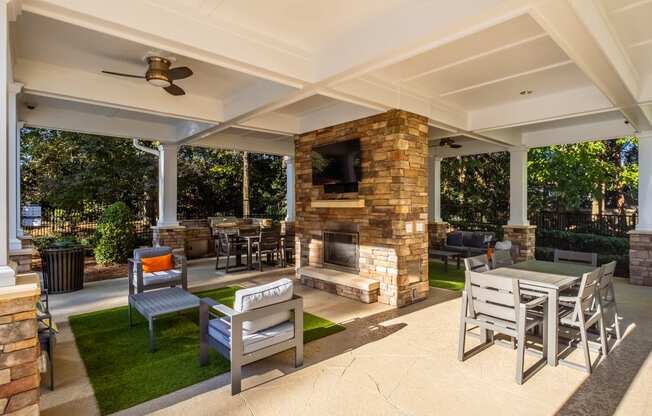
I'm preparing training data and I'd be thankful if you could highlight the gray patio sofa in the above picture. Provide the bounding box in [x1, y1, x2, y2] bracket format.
[442, 231, 495, 257]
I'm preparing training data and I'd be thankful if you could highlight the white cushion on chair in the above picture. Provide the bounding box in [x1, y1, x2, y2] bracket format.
[208, 318, 295, 354]
[234, 278, 294, 332]
[134, 269, 182, 287]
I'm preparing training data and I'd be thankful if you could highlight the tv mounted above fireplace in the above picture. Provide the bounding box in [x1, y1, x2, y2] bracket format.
[311, 139, 361, 193]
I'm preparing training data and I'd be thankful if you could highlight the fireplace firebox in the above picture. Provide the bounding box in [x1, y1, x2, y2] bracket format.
[323, 231, 359, 272]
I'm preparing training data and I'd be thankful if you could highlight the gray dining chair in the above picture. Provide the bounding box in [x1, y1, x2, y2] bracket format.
[597, 261, 621, 341]
[458, 271, 548, 384]
[464, 254, 490, 273]
[199, 278, 303, 394]
[558, 267, 608, 373]
[491, 250, 514, 269]
[554, 249, 597, 267]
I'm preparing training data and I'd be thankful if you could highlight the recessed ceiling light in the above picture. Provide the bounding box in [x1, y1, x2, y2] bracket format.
[519, 90, 533, 95]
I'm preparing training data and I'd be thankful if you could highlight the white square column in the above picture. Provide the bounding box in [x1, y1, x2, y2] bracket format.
[0, 1, 16, 286]
[157, 144, 180, 227]
[427, 153, 442, 223]
[508, 147, 529, 226]
[284, 156, 295, 221]
[637, 133, 652, 231]
[8, 83, 22, 251]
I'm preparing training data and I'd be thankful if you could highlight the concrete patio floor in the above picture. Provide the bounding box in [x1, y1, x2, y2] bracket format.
[40, 259, 652, 416]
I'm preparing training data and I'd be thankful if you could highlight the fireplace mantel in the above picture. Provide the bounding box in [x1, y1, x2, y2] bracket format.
[311, 199, 365, 208]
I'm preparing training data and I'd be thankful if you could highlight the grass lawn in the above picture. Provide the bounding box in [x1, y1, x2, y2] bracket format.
[69, 286, 345, 415]
[428, 260, 465, 291]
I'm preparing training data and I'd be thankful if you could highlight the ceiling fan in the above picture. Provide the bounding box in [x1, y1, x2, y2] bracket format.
[439, 137, 462, 149]
[102, 56, 193, 96]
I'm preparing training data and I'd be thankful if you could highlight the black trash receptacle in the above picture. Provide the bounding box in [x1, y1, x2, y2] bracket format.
[41, 246, 85, 293]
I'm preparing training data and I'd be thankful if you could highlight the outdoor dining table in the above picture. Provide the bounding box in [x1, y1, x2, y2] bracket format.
[484, 259, 598, 367]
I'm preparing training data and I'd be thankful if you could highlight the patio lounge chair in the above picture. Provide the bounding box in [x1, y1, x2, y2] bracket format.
[558, 267, 608, 373]
[554, 249, 597, 267]
[199, 278, 304, 394]
[128, 246, 187, 295]
[458, 271, 548, 384]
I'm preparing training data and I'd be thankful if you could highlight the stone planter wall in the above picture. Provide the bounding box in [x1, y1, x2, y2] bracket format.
[428, 222, 449, 249]
[502, 225, 536, 262]
[295, 109, 430, 307]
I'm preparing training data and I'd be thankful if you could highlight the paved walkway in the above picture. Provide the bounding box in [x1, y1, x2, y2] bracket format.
[41, 261, 652, 416]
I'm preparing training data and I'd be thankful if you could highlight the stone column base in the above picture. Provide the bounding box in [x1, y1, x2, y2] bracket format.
[629, 230, 652, 286]
[502, 224, 536, 262]
[0, 274, 41, 415]
[8, 249, 32, 274]
[428, 222, 449, 249]
[152, 226, 187, 252]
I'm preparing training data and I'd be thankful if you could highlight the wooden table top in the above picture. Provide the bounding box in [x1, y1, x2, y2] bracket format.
[485, 260, 596, 290]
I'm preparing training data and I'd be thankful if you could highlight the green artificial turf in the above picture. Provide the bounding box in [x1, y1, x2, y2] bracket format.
[428, 260, 465, 291]
[69, 286, 345, 415]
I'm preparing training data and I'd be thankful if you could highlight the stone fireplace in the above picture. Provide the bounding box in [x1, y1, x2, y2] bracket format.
[295, 109, 430, 307]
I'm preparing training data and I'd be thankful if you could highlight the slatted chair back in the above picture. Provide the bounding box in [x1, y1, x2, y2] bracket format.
[599, 261, 617, 302]
[491, 250, 514, 269]
[464, 254, 490, 273]
[554, 249, 597, 267]
[466, 271, 520, 325]
[217, 230, 235, 254]
[569, 267, 603, 322]
[258, 229, 280, 251]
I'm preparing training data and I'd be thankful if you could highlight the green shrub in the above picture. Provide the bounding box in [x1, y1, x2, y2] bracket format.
[536, 229, 628, 255]
[34, 234, 80, 251]
[94, 202, 135, 265]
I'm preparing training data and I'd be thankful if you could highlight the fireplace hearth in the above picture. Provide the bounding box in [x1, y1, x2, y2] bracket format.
[323, 231, 359, 272]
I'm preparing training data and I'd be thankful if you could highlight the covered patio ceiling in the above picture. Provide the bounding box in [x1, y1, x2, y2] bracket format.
[8, 0, 650, 157]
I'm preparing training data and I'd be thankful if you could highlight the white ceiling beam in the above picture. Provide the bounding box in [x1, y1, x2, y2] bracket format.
[522, 116, 636, 148]
[470, 86, 616, 132]
[20, 0, 312, 86]
[193, 132, 294, 157]
[20, 100, 179, 142]
[238, 112, 300, 135]
[530, 1, 652, 131]
[15, 59, 224, 124]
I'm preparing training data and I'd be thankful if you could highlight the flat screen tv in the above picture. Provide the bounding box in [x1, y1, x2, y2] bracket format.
[312, 139, 361, 193]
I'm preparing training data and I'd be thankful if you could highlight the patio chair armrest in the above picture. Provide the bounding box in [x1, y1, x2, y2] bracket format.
[200, 297, 237, 317]
[524, 295, 547, 309]
[173, 253, 187, 269]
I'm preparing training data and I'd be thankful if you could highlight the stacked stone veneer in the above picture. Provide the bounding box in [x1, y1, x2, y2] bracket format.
[0, 280, 40, 415]
[502, 225, 536, 262]
[295, 109, 430, 307]
[629, 231, 652, 286]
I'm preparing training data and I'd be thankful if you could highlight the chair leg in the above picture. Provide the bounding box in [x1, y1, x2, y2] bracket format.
[598, 308, 609, 357]
[259, 251, 264, 272]
[457, 292, 468, 362]
[225, 249, 230, 273]
[579, 325, 592, 374]
[515, 317, 526, 384]
[613, 303, 622, 341]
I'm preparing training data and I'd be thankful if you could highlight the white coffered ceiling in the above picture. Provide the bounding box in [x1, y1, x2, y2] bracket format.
[8, 0, 646, 156]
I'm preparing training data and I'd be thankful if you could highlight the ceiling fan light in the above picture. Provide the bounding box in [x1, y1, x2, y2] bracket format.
[147, 75, 171, 88]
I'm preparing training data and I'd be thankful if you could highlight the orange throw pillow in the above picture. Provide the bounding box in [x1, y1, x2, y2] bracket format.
[142, 254, 174, 273]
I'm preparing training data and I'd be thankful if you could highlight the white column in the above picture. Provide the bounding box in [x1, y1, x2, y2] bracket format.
[0, 1, 16, 286]
[157, 144, 179, 227]
[8, 83, 22, 250]
[508, 147, 529, 226]
[637, 133, 652, 231]
[428, 154, 442, 222]
[285, 156, 295, 221]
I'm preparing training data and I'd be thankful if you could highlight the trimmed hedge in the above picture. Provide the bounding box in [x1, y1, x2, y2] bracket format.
[535, 230, 629, 277]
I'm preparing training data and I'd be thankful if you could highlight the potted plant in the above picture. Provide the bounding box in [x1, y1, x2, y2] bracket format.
[35, 235, 85, 293]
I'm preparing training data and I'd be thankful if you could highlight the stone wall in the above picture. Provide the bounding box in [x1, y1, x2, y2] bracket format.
[502, 225, 536, 262]
[629, 231, 652, 286]
[295, 109, 430, 307]
[0, 277, 40, 416]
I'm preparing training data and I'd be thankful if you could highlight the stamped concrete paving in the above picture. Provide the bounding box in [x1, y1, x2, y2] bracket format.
[41, 260, 652, 416]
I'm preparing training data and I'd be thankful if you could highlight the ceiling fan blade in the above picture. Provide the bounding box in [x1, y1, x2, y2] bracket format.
[164, 84, 186, 96]
[169, 66, 193, 80]
[101, 70, 145, 79]
[450, 143, 462, 149]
